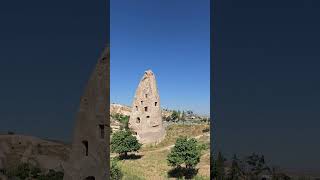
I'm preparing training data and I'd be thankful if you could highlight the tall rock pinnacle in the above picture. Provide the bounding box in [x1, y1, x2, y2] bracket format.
[129, 70, 165, 144]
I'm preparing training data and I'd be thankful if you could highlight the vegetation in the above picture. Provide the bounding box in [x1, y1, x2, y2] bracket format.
[215, 151, 226, 180]
[167, 136, 201, 169]
[114, 124, 210, 180]
[110, 158, 123, 180]
[212, 152, 293, 180]
[228, 154, 242, 180]
[170, 110, 179, 121]
[2, 162, 63, 180]
[112, 113, 130, 130]
[166, 136, 204, 179]
[111, 130, 142, 158]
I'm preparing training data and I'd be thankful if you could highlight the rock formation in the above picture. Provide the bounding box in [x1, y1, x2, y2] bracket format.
[0, 134, 69, 171]
[128, 70, 165, 144]
[110, 103, 131, 116]
[63, 47, 109, 180]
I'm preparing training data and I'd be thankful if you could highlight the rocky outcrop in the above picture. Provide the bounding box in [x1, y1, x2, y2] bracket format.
[63, 47, 109, 180]
[0, 135, 69, 171]
[110, 104, 131, 116]
[128, 70, 165, 144]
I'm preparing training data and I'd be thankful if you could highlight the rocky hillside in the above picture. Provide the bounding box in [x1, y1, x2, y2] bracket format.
[0, 134, 70, 172]
[110, 103, 208, 120]
[111, 103, 172, 116]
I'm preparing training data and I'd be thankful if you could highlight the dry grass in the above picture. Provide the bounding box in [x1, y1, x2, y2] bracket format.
[118, 150, 210, 180]
[117, 124, 210, 180]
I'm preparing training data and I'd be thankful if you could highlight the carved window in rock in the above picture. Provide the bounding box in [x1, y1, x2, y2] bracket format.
[82, 140, 88, 156]
[136, 117, 140, 123]
[99, 124, 105, 139]
[155, 102, 157, 106]
[141, 101, 143, 105]
[133, 131, 137, 135]
[145, 94, 148, 98]
[85, 176, 95, 180]
[146, 116, 150, 118]
[144, 107, 148, 112]
[80, 97, 89, 109]
[136, 106, 138, 111]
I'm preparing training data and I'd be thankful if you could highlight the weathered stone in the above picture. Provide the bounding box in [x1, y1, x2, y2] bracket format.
[0, 142, 9, 154]
[63, 47, 109, 180]
[21, 145, 33, 163]
[110, 104, 131, 116]
[128, 70, 165, 144]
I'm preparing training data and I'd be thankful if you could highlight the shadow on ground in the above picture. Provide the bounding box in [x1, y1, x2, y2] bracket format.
[119, 154, 143, 160]
[167, 167, 199, 179]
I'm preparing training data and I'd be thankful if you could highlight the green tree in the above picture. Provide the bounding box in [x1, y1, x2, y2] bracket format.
[167, 136, 201, 169]
[216, 151, 225, 180]
[245, 153, 270, 179]
[228, 154, 241, 180]
[110, 158, 123, 180]
[111, 130, 142, 157]
[171, 110, 179, 121]
[181, 111, 186, 124]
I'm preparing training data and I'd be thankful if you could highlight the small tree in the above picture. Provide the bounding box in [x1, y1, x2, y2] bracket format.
[171, 111, 179, 122]
[245, 153, 270, 179]
[181, 111, 186, 124]
[228, 154, 241, 180]
[167, 136, 201, 169]
[216, 151, 225, 180]
[111, 130, 142, 157]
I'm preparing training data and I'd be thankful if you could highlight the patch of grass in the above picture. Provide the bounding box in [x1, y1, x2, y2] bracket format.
[118, 150, 170, 180]
[116, 124, 210, 179]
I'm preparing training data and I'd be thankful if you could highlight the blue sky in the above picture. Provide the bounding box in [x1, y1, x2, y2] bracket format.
[110, 0, 210, 115]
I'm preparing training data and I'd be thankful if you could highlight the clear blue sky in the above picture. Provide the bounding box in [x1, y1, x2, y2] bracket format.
[110, 0, 210, 115]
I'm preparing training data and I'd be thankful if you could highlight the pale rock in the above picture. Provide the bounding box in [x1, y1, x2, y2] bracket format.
[129, 70, 165, 144]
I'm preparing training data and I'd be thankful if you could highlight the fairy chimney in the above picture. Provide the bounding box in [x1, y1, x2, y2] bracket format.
[128, 70, 165, 144]
[63, 47, 109, 180]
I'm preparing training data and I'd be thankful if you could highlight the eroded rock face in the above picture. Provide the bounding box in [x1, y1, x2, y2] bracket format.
[128, 70, 165, 144]
[63, 47, 109, 180]
[110, 104, 131, 116]
[0, 135, 69, 171]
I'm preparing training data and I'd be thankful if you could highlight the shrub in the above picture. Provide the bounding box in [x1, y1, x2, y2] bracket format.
[110, 158, 123, 180]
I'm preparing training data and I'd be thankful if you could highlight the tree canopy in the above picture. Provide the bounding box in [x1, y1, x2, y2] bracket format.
[167, 136, 201, 169]
[111, 130, 142, 157]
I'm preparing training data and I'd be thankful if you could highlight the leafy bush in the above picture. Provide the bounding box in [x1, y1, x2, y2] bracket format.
[110, 158, 123, 180]
[4, 163, 63, 180]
